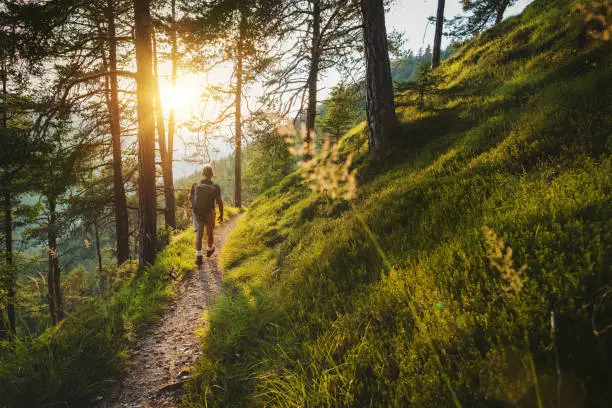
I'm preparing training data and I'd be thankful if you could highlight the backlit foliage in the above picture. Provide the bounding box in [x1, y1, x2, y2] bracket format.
[483, 226, 527, 298]
[577, 0, 612, 40]
[280, 121, 357, 201]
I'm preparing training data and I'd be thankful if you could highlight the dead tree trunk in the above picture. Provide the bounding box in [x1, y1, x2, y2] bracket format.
[106, 0, 130, 265]
[134, 0, 157, 268]
[360, 0, 397, 152]
[432, 0, 445, 69]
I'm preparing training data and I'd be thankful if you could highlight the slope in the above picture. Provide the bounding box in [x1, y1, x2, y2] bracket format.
[184, 1, 611, 406]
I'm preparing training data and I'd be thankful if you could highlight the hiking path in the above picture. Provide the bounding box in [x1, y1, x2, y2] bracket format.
[97, 215, 240, 408]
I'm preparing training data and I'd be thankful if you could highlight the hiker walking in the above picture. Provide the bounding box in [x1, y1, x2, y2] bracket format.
[189, 164, 224, 265]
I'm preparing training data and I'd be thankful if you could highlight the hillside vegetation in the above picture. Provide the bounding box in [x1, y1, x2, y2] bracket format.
[184, 1, 611, 406]
[0, 208, 240, 406]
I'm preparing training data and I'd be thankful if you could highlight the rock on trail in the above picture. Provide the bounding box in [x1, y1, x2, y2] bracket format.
[96, 215, 240, 408]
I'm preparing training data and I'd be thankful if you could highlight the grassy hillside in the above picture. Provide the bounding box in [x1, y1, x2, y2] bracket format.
[184, 1, 611, 407]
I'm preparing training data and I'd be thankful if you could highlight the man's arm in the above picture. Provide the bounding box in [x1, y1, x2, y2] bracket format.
[188, 184, 194, 205]
[216, 186, 224, 222]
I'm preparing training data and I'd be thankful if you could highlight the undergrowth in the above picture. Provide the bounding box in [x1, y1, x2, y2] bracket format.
[0, 207, 240, 407]
[183, 1, 611, 407]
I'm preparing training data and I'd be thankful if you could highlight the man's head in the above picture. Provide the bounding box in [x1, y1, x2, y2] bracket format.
[202, 164, 214, 180]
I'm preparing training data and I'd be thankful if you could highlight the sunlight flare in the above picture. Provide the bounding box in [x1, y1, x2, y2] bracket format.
[158, 73, 201, 120]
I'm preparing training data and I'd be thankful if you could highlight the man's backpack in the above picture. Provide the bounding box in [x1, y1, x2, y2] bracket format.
[193, 181, 217, 216]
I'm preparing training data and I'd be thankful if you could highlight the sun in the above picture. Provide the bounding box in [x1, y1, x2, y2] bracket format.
[157, 64, 234, 128]
[159, 73, 202, 120]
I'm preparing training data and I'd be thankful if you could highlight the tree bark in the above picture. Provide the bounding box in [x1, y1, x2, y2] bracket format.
[94, 221, 104, 293]
[152, 32, 176, 229]
[360, 0, 397, 152]
[1, 59, 15, 339]
[305, 0, 321, 160]
[3, 191, 15, 337]
[234, 11, 245, 208]
[47, 195, 63, 326]
[134, 0, 157, 268]
[106, 0, 130, 265]
[495, 0, 510, 25]
[432, 0, 445, 69]
[164, 0, 177, 228]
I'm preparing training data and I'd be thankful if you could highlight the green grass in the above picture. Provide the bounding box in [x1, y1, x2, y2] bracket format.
[0, 208, 240, 407]
[183, 1, 611, 407]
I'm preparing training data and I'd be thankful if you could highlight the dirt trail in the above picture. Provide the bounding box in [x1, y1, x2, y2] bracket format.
[97, 216, 240, 408]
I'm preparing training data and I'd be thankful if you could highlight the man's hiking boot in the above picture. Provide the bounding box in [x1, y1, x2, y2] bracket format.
[196, 255, 203, 266]
[206, 247, 215, 257]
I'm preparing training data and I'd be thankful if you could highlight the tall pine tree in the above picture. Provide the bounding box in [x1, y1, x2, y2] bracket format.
[134, 0, 157, 268]
[432, 0, 446, 69]
[360, 0, 397, 151]
[185, 0, 282, 207]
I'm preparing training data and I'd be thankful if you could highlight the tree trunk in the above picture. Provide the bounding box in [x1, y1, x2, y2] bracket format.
[47, 195, 63, 326]
[3, 191, 15, 337]
[305, 0, 321, 160]
[165, 0, 177, 229]
[106, 0, 130, 265]
[1, 60, 15, 339]
[360, 0, 397, 152]
[495, 0, 510, 25]
[152, 32, 176, 229]
[432, 0, 445, 69]
[234, 12, 245, 208]
[134, 0, 157, 268]
[94, 221, 104, 293]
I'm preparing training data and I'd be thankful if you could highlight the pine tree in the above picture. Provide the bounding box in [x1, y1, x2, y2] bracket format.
[26, 119, 84, 326]
[0, 114, 39, 336]
[103, 0, 131, 264]
[6, 0, 136, 268]
[360, 0, 397, 151]
[152, 29, 175, 226]
[264, 0, 362, 157]
[432, 0, 446, 69]
[0, 5, 47, 336]
[134, 0, 157, 268]
[185, 0, 282, 207]
[164, 0, 178, 229]
[317, 83, 363, 142]
[449, 0, 517, 39]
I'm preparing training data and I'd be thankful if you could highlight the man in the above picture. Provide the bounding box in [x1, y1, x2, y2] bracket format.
[189, 164, 224, 265]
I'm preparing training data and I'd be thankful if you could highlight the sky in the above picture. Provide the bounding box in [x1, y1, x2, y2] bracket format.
[387, 0, 534, 51]
[171, 0, 535, 178]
